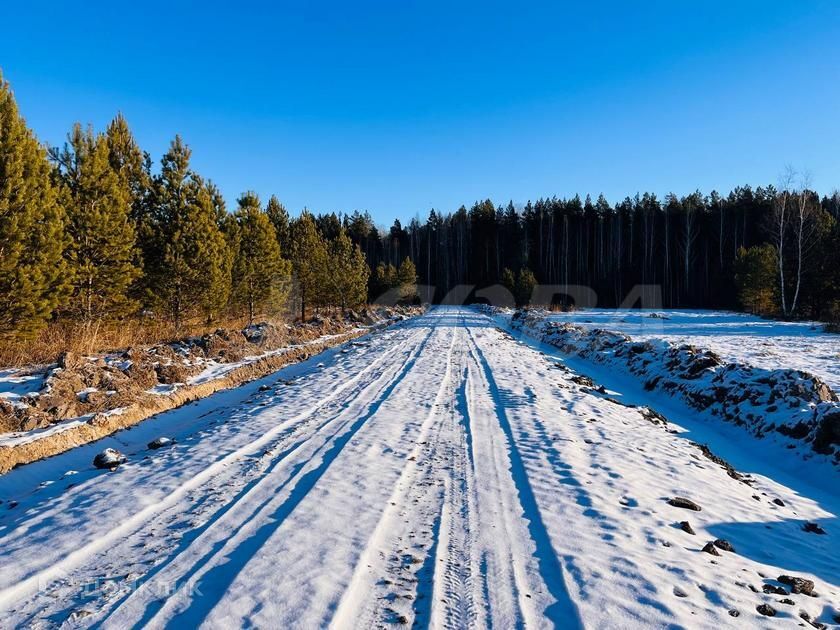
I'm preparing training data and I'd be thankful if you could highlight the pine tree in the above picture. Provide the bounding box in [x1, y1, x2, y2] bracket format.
[148, 137, 231, 327]
[232, 192, 291, 324]
[734, 245, 777, 315]
[104, 113, 150, 224]
[0, 73, 69, 338]
[105, 114, 151, 300]
[290, 211, 327, 319]
[266, 195, 291, 253]
[397, 257, 418, 302]
[51, 124, 140, 321]
[328, 228, 369, 310]
[196, 181, 235, 322]
[501, 267, 516, 299]
[371, 262, 388, 300]
[206, 180, 228, 226]
[515, 268, 537, 307]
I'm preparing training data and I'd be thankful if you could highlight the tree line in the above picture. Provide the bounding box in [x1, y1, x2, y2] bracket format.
[2, 68, 838, 343]
[0, 72, 377, 340]
[347, 186, 839, 323]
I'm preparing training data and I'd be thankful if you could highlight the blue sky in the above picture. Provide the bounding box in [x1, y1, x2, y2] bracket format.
[2, 1, 839, 225]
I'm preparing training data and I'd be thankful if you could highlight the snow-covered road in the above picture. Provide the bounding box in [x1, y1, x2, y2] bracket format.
[0, 307, 837, 629]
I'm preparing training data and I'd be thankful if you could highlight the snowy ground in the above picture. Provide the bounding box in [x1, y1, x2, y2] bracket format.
[0, 369, 46, 407]
[0, 307, 837, 628]
[543, 309, 840, 391]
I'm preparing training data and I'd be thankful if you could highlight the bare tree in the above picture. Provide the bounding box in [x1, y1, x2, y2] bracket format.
[771, 166, 796, 315]
[789, 171, 819, 315]
[681, 192, 701, 294]
[771, 167, 821, 316]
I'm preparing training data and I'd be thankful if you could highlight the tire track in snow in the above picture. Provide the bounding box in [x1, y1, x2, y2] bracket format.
[0, 324, 429, 620]
[107, 323, 439, 629]
[430, 359, 481, 629]
[329, 319, 459, 629]
[434, 332, 530, 629]
[464, 323, 583, 629]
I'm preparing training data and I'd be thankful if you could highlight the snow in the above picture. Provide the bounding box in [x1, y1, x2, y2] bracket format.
[76, 387, 99, 401]
[0, 307, 837, 628]
[186, 333, 352, 386]
[542, 309, 840, 391]
[0, 407, 128, 449]
[0, 416, 93, 449]
[0, 369, 46, 406]
[498, 309, 840, 467]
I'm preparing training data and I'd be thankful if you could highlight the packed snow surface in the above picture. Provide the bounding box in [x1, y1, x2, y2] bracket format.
[544, 309, 840, 391]
[0, 307, 837, 628]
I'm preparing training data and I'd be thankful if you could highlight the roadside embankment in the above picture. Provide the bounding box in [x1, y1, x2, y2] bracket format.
[0, 306, 423, 473]
[503, 308, 840, 466]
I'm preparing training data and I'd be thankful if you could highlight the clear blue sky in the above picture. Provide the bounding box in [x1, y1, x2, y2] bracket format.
[2, 1, 839, 225]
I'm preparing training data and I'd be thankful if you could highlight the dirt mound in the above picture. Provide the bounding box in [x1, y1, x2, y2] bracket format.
[0, 305, 426, 472]
[510, 309, 840, 464]
[2, 318, 373, 436]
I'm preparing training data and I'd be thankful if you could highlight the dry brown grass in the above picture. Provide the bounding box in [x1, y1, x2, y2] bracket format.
[546, 303, 579, 313]
[0, 304, 367, 369]
[0, 315, 255, 369]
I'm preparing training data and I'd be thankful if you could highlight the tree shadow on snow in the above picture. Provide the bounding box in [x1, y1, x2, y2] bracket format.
[706, 516, 838, 587]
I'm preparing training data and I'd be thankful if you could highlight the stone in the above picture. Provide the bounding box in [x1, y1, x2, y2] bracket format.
[93, 448, 126, 470]
[148, 437, 175, 450]
[762, 584, 788, 595]
[777, 575, 814, 595]
[679, 521, 695, 535]
[802, 522, 827, 535]
[813, 411, 840, 455]
[667, 497, 701, 511]
[756, 604, 776, 617]
[58, 351, 83, 371]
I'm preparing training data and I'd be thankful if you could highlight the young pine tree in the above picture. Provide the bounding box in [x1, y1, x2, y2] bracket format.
[0, 73, 69, 338]
[51, 124, 140, 322]
[266, 195, 291, 253]
[397, 257, 418, 303]
[232, 192, 291, 324]
[290, 211, 328, 319]
[328, 228, 369, 311]
[104, 113, 151, 303]
[501, 267, 516, 300]
[734, 245, 777, 316]
[515, 268, 537, 307]
[104, 113, 150, 224]
[371, 262, 398, 301]
[149, 137, 231, 327]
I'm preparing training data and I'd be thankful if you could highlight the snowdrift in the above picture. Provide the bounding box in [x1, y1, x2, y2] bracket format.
[506, 309, 840, 465]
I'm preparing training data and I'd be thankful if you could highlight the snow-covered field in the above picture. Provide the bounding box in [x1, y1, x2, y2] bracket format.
[543, 309, 840, 391]
[0, 307, 837, 628]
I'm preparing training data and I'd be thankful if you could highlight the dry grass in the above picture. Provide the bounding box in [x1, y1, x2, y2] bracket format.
[0, 305, 375, 369]
[546, 303, 579, 313]
[0, 315, 254, 369]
